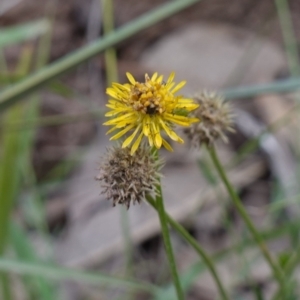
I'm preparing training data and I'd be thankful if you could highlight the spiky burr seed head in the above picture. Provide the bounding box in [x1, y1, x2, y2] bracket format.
[96, 146, 163, 209]
[184, 91, 235, 147]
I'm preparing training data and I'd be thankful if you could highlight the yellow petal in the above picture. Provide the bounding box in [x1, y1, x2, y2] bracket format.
[114, 117, 136, 127]
[148, 133, 154, 147]
[151, 72, 158, 81]
[106, 88, 119, 98]
[130, 131, 144, 155]
[103, 112, 135, 125]
[166, 82, 175, 91]
[171, 81, 186, 94]
[190, 117, 200, 123]
[148, 119, 162, 148]
[166, 72, 175, 84]
[159, 119, 181, 141]
[112, 82, 131, 91]
[126, 72, 136, 85]
[176, 136, 184, 144]
[176, 102, 199, 110]
[106, 103, 118, 109]
[110, 124, 136, 140]
[169, 114, 190, 121]
[162, 138, 173, 152]
[164, 114, 190, 126]
[108, 99, 118, 104]
[106, 126, 118, 134]
[157, 75, 163, 83]
[122, 125, 141, 148]
[178, 98, 196, 103]
[105, 110, 120, 117]
[154, 132, 162, 148]
[142, 115, 150, 136]
[150, 120, 158, 137]
[168, 119, 190, 126]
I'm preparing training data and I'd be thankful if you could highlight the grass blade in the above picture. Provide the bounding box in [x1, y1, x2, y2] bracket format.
[222, 77, 300, 100]
[0, 258, 160, 295]
[0, 103, 24, 299]
[9, 223, 56, 300]
[0, 20, 50, 48]
[0, 0, 201, 110]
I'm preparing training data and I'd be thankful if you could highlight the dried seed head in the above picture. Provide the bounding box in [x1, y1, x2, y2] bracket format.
[184, 91, 235, 146]
[96, 146, 162, 209]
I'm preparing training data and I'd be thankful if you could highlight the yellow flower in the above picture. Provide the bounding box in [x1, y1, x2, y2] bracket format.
[103, 72, 199, 155]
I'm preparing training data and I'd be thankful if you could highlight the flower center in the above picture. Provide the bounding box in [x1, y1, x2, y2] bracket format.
[129, 76, 166, 115]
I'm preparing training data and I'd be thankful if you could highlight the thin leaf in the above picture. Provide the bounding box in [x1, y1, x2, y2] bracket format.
[0, 103, 24, 299]
[0, 0, 201, 110]
[0, 258, 160, 295]
[9, 223, 56, 300]
[0, 20, 50, 48]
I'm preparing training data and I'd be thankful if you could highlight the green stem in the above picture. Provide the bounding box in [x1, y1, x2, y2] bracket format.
[155, 183, 184, 299]
[146, 196, 230, 300]
[207, 145, 286, 291]
[120, 207, 133, 275]
[274, 0, 300, 76]
[102, 0, 118, 85]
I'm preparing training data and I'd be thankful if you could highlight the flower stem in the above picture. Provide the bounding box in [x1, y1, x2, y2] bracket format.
[155, 182, 184, 300]
[207, 145, 286, 291]
[146, 196, 230, 300]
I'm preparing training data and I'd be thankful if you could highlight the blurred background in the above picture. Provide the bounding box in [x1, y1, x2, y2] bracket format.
[1, 0, 300, 299]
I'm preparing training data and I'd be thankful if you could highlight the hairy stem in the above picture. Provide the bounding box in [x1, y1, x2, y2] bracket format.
[155, 181, 184, 299]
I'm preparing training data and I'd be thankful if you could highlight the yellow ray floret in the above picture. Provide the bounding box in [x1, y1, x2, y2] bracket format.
[103, 72, 200, 154]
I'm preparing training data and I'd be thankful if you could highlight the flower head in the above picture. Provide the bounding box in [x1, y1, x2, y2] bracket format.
[184, 91, 234, 146]
[103, 72, 199, 155]
[96, 146, 162, 209]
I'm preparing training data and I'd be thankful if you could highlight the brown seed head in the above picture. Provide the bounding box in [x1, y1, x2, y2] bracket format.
[96, 146, 162, 209]
[184, 91, 234, 146]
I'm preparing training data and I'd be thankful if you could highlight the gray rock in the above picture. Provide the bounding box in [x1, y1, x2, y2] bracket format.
[140, 23, 286, 93]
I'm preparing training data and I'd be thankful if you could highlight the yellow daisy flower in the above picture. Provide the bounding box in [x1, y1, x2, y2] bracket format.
[103, 72, 199, 155]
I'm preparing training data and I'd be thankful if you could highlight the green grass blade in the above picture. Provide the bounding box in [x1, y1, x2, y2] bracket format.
[17, 14, 53, 233]
[0, 258, 160, 295]
[0, 104, 24, 299]
[0, 20, 50, 48]
[222, 77, 300, 100]
[0, 14, 54, 299]
[0, 48, 30, 298]
[0, 0, 201, 110]
[0, 98, 25, 253]
[274, 0, 300, 76]
[102, 0, 119, 85]
[154, 263, 206, 300]
[9, 223, 56, 300]
[0, 109, 104, 130]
